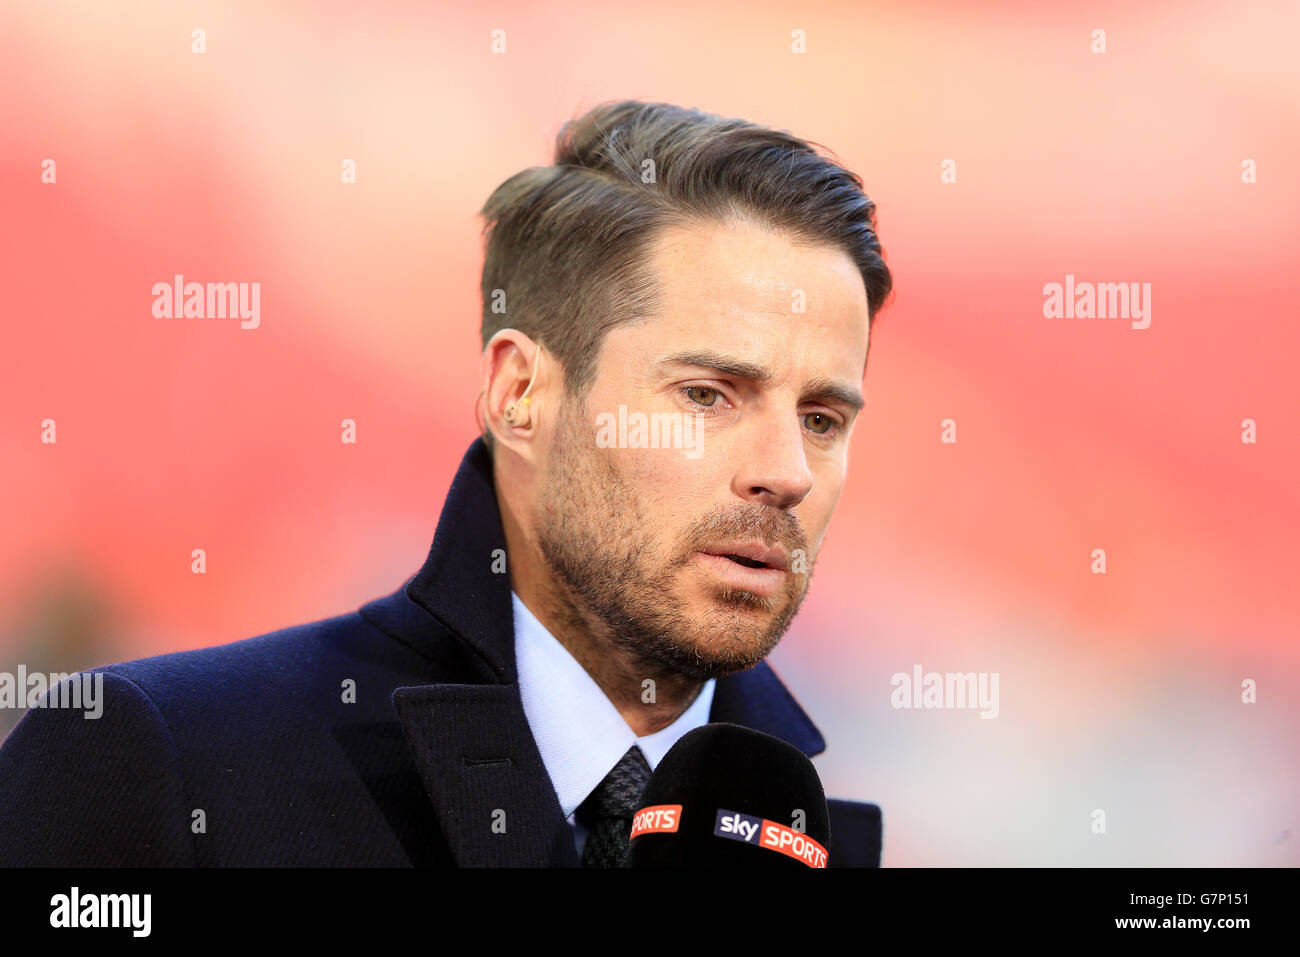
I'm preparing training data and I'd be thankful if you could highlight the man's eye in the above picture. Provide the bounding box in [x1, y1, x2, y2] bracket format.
[684, 385, 720, 407]
[804, 412, 836, 435]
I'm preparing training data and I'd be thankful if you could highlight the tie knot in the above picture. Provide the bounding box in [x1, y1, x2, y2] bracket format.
[582, 744, 651, 821]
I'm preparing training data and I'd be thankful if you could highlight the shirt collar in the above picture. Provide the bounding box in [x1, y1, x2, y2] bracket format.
[511, 590, 715, 819]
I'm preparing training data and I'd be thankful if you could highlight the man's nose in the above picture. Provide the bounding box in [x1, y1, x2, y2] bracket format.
[730, 411, 814, 509]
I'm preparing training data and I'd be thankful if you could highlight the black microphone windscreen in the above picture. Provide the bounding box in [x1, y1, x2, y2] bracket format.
[626, 722, 830, 868]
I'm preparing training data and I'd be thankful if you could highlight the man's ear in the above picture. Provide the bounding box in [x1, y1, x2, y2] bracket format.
[482, 330, 548, 457]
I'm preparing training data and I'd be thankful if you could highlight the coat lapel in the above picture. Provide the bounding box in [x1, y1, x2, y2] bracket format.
[392, 683, 579, 867]
[710, 660, 826, 757]
[394, 438, 577, 866]
[392, 438, 825, 866]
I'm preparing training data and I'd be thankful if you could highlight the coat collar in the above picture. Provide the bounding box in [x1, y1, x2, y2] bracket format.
[393, 437, 826, 866]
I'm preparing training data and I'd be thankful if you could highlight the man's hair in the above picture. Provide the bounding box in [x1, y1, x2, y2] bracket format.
[478, 99, 893, 426]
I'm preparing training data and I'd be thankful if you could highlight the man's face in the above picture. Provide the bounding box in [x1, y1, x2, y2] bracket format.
[535, 217, 870, 680]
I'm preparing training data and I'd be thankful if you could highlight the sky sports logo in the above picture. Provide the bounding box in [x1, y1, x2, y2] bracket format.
[714, 808, 828, 868]
[629, 804, 681, 839]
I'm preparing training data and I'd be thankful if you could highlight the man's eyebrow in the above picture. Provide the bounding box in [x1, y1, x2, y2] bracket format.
[661, 350, 771, 383]
[659, 350, 865, 413]
[803, 375, 865, 413]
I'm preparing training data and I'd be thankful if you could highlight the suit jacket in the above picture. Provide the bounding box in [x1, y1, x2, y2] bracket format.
[0, 438, 882, 867]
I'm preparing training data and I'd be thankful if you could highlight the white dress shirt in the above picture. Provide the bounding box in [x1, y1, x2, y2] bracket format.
[511, 591, 716, 858]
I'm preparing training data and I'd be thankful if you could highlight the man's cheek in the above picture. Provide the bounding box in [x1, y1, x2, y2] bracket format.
[626, 451, 708, 493]
[811, 460, 847, 510]
[800, 494, 840, 554]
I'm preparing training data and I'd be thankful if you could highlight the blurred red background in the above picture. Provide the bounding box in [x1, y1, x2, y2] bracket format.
[2, 0, 1297, 865]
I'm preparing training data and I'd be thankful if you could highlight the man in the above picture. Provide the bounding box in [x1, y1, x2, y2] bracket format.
[0, 100, 891, 867]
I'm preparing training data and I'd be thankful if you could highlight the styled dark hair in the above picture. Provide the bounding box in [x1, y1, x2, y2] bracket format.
[478, 99, 892, 401]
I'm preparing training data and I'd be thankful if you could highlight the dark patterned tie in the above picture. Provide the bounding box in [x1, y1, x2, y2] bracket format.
[578, 744, 651, 867]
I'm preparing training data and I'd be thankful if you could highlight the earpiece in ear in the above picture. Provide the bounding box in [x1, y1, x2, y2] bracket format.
[502, 344, 543, 429]
[503, 396, 532, 427]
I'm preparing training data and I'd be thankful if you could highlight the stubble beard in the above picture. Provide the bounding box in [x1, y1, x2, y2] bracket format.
[533, 397, 813, 681]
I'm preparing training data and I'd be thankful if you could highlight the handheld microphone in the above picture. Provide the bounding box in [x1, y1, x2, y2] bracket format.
[625, 722, 831, 868]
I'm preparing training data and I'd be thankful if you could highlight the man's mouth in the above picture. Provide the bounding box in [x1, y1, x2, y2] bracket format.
[693, 543, 790, 599]
[698, 542, 788, 571]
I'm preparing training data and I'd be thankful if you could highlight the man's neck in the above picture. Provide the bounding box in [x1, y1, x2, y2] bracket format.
[514, 574, 706, 737]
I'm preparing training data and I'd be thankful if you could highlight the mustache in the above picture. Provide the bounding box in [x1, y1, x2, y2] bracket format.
[674, 503, 808, 560]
